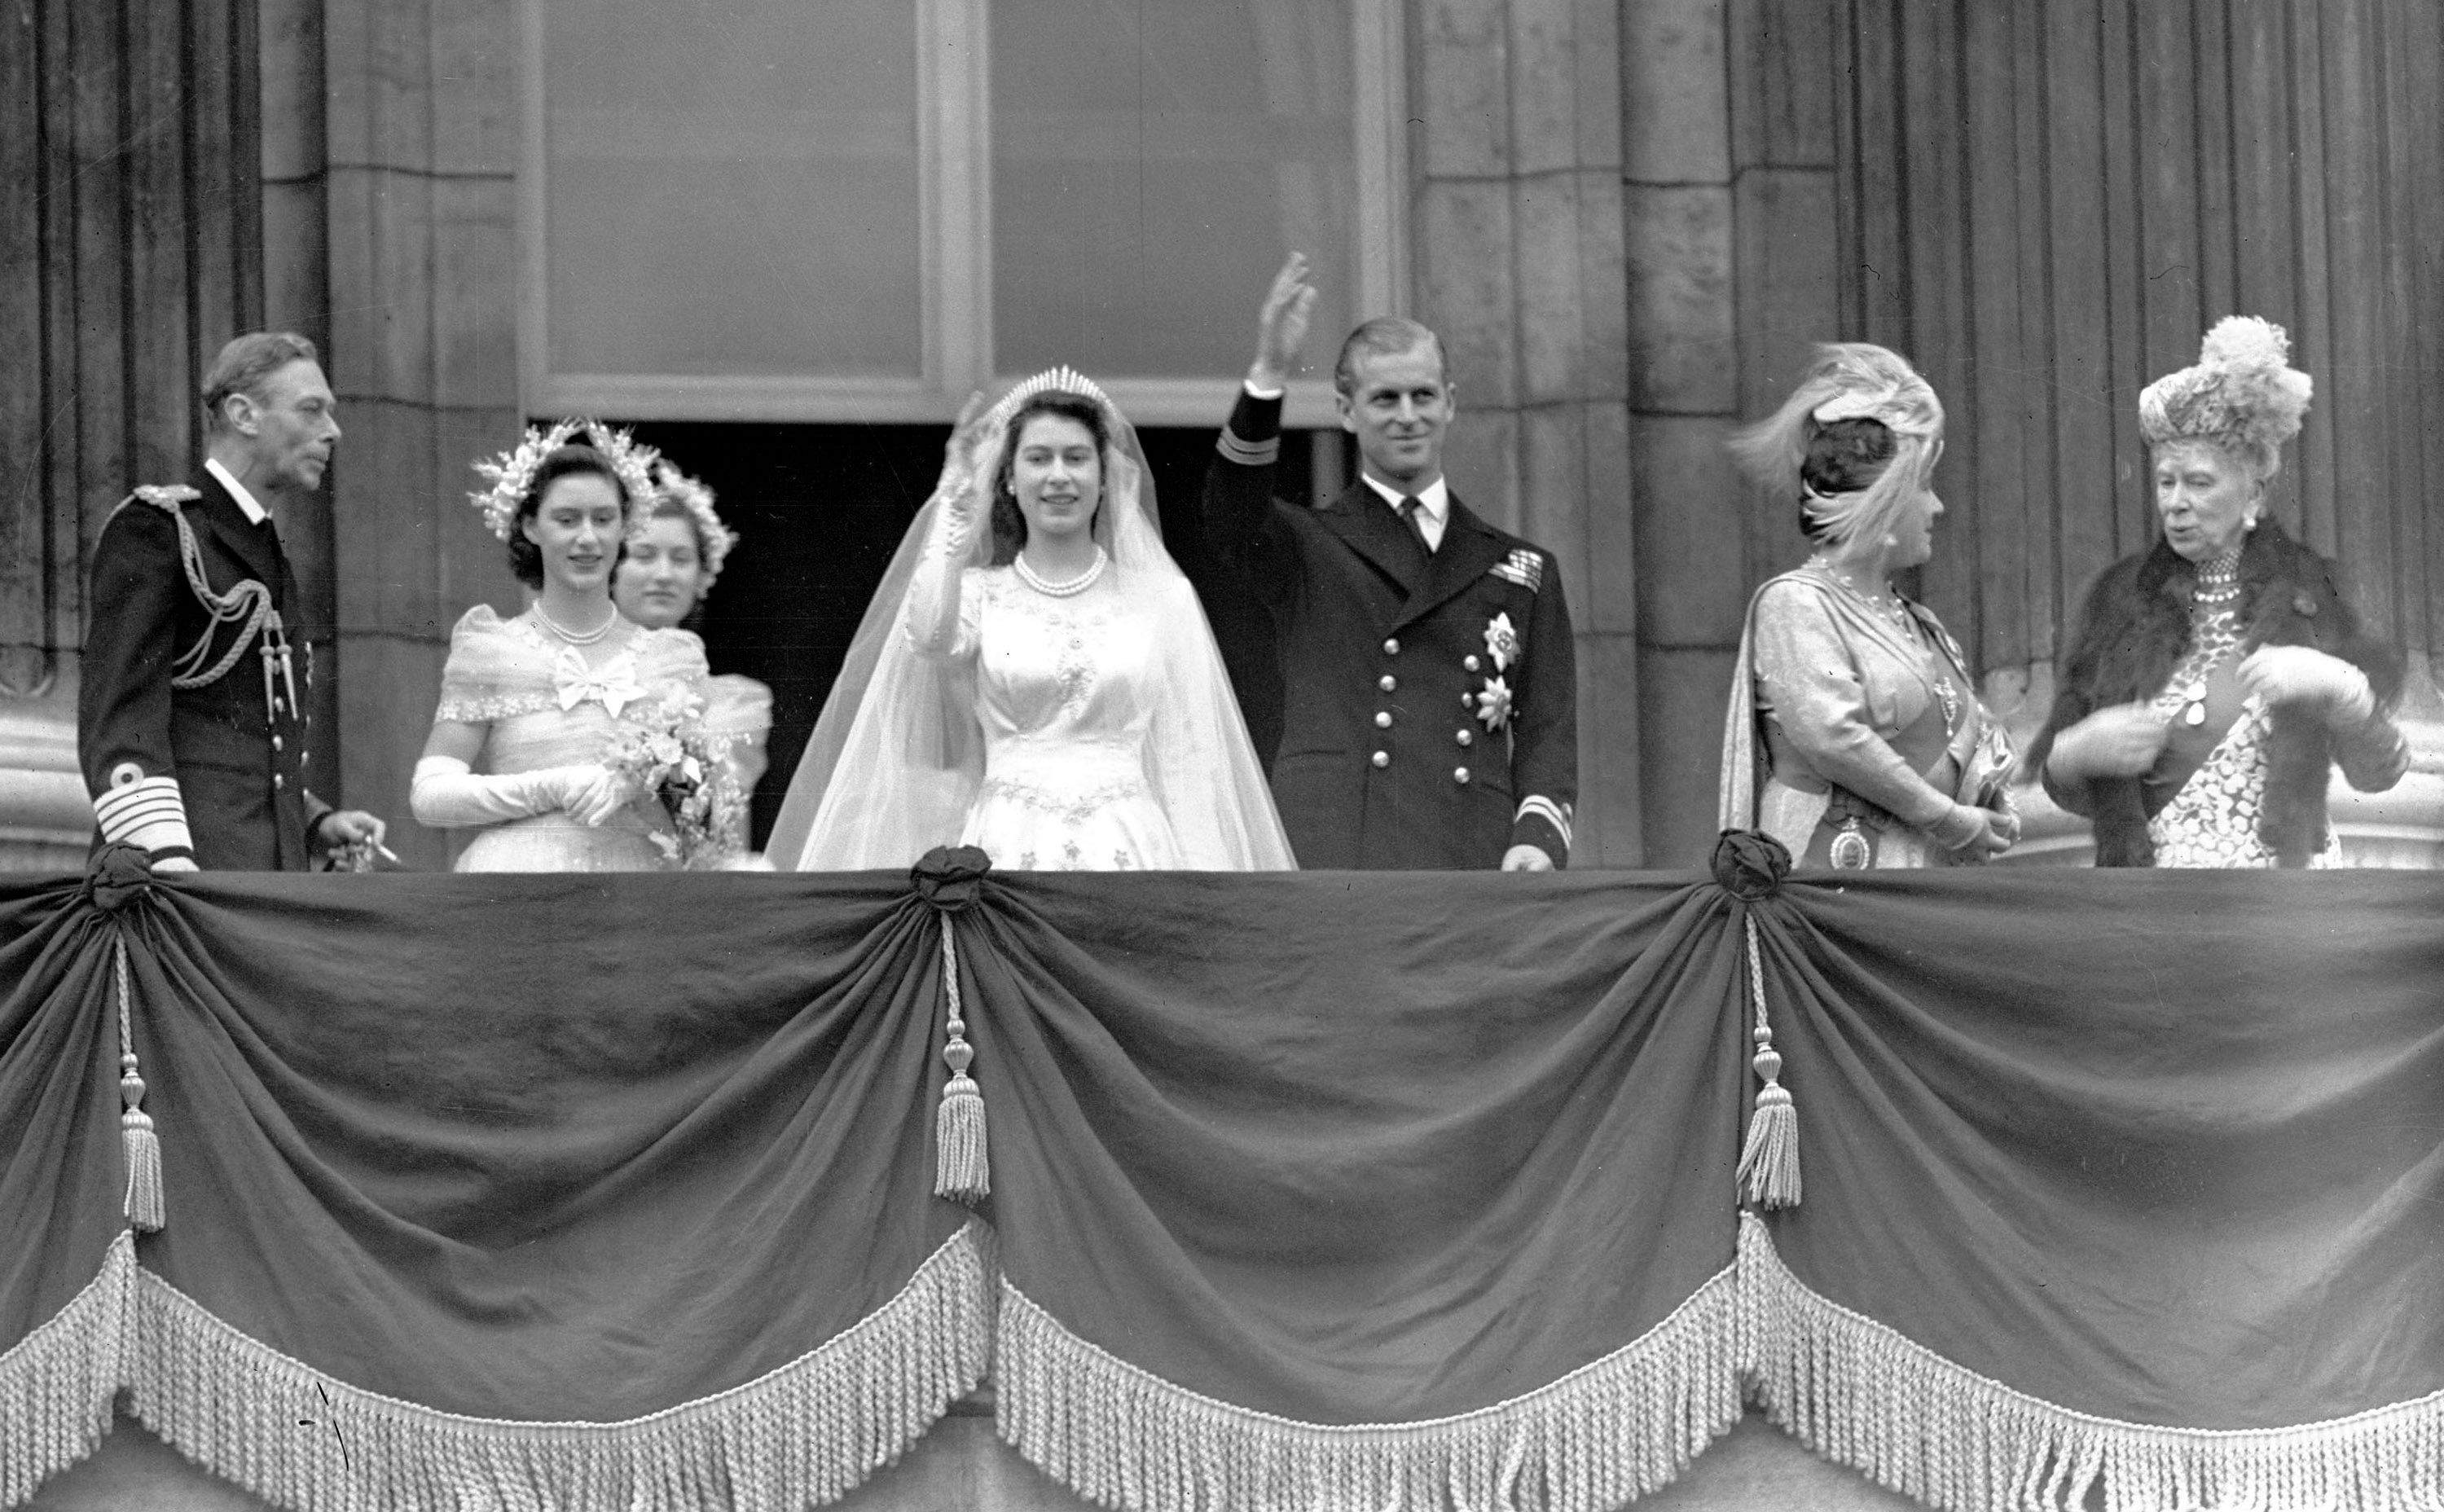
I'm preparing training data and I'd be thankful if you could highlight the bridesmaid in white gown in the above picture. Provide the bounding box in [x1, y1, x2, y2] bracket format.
[770, 369, 1292, 872]
[411, 423, 711, 872]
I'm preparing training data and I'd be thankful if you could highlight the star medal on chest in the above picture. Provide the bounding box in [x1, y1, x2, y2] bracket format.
[1484, 613, 1521, 672]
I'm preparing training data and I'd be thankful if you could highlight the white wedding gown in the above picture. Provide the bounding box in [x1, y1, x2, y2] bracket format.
[937, 565, 1186, 871]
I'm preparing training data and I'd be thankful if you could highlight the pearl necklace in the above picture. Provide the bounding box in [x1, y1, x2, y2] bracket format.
[2191, 547, 2244, 606]
[1013, 547, 1107, 599]
[533, 600, 618, 645]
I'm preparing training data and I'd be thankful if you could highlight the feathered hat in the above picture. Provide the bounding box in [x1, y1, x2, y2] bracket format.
[1728, 343, 1944, 554]
[2138, 316, 2313, 472]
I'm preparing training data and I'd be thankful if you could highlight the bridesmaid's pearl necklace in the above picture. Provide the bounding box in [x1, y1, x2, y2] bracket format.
[1014, 546, 1108, 599]
[534, 601, 618, 644]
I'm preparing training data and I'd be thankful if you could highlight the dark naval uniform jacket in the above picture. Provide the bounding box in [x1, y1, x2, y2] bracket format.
[77, 468, 327, 870]
[1203, 389, 1577, 868]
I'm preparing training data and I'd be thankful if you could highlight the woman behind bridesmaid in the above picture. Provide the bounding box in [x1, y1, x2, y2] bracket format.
[613, 459, 770, 856]
[1717, 344, 2017, 868]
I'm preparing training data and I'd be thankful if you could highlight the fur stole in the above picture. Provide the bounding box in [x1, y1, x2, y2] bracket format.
[2029, 521, 2403, 867]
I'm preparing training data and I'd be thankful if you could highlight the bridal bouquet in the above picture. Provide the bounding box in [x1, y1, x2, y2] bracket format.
[604, 713, 746, 870]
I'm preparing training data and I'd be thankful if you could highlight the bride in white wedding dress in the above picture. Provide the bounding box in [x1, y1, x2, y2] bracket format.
[769, 368, 1294, 873]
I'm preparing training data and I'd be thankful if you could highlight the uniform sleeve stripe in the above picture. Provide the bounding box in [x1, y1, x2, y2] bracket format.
[95, 777, 194, 855]
[1514, 795, 1573, 849]
[1215, 428, 1280, 467]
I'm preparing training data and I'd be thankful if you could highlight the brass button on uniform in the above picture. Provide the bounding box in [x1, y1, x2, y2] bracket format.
[1378, 675, 1396, 692]
[1371, 750, 1390, 769]
[1464, 654, 1481, 672]
[1374, 711, 1392, 728]
[272, 735, 284, 751]
[1456, 729, 1473, 746]
[1382, 638, 1400, 655]
[273, 774, 286, 789]
[1453, 767, 1471, 784]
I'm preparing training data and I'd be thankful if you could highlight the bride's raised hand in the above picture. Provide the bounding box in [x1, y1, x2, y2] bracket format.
[934, 390, 994, 500]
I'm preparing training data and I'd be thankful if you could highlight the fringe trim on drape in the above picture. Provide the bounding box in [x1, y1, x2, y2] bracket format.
[0, 1232, 136, 1510]
[123, 1220, 995, 1512]
[995, 1264, 1743, 1512]
[1738, 1213, 2444, 1512]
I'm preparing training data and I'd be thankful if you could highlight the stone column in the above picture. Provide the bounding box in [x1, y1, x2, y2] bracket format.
[1623, 0, 1844, 870]
[1413, 0, 1640, 864]
[322, 0, 525, 869]
[1621, 0, 1738, 870]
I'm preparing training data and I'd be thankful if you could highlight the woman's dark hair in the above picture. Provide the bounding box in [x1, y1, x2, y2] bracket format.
[508, 445, 625, 588]
[988, 392, 1111, 565]
[1795, 417, 1897, 543]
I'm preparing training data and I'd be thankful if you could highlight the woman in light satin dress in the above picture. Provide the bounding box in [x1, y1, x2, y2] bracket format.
[411, 425, 710, 872]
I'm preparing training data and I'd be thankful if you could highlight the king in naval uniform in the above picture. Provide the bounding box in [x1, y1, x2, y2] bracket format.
[1202, 256, 1577, 871]
[77, 332, 385, 872]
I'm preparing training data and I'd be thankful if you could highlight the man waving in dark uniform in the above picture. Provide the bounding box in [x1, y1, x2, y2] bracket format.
[78, 332, 385, 871]
[1204, 256, 1577, 870]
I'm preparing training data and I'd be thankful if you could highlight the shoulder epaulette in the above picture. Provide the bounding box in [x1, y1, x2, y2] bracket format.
[131, 484, 202, 510]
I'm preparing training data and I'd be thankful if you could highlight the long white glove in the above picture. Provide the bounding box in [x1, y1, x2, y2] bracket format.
[2238, 645, 2375, 727]
[411, 756, 626, 829]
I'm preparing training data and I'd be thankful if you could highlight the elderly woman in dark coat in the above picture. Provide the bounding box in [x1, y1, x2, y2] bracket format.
[2028, 318, 2408, 867]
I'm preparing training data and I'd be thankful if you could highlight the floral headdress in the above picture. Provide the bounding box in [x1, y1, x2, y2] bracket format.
[2138, 316, 2312, 473]
[468, 419, 661, 542]
[645, 457, 736, 586]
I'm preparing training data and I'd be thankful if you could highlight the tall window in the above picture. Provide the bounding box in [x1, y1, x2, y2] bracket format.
[525, 0, 1403, 427]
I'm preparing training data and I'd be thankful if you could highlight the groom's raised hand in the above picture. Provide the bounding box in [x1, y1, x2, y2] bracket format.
[1248, 253, 1318, 393]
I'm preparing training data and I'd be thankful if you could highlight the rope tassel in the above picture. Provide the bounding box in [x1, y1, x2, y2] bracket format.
[1735, 913, 1800, 1210]
[934, 917, 989, 1202]
[114, 939, 165, 1233]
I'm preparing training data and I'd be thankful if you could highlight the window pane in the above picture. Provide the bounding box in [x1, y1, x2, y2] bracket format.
[544, 1, 923, 378]
[991, 0, 1356, 378]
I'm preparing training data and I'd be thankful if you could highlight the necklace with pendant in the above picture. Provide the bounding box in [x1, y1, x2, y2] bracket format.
[1809, 558, 1955, 732]
[2157, 551, 2246, 726]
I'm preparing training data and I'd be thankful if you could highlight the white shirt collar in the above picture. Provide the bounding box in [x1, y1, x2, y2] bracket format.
[1358, 473, 1449, 548]
[204, 458, 270, 526]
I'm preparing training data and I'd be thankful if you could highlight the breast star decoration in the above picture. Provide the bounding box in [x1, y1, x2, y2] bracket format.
[1474, 675, 1513, 732]
[1484, 613, 1520, 671]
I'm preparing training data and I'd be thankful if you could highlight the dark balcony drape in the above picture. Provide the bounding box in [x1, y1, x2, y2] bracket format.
[2, 858, 2439, 1512]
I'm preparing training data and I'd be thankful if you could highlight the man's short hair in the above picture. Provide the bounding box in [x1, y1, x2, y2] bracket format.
[200, 332, 319, 433]
[1332, 318, 1448, 398]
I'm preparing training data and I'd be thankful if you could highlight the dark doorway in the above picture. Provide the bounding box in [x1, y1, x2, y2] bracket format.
[620, 418, 1343, 851]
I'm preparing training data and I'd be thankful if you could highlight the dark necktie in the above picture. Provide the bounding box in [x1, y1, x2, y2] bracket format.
[1397, 494, 1433, 555]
